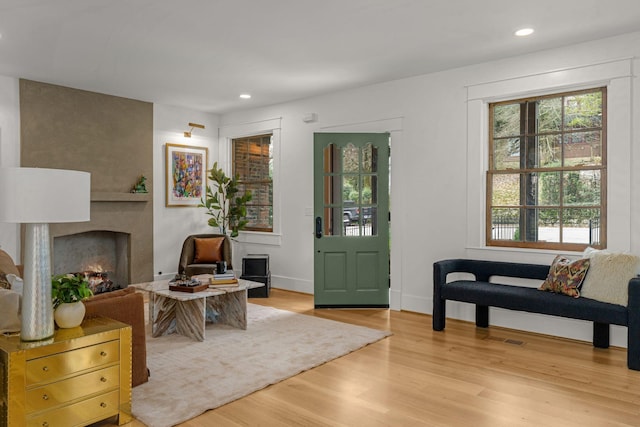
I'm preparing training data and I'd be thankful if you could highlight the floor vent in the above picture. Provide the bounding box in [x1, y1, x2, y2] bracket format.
[485, 336, 525, 346]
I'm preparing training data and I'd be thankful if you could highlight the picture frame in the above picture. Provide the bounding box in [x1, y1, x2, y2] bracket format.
[165, 143, 208, 207]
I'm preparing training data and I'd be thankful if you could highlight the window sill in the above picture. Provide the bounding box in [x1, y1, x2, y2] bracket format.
[235, 231, 282, 246]
[465, 245, 584, 264]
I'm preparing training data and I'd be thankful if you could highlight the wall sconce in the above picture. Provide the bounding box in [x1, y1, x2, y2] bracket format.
[184, 122, 205, 138]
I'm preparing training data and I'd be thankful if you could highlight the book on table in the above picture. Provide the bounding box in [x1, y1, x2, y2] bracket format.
[210, 271, 239, 286]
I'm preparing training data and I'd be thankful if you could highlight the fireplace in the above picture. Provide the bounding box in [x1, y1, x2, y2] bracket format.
[19, 79, 154, 284]
[53, 230, 129, 289]
[47, 195, 154, 285]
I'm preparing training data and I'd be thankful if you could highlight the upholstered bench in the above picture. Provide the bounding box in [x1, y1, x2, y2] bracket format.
[432, 255, 640, 370]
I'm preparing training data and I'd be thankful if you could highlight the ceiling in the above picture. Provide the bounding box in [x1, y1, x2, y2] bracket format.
[1, 0, 640, 114]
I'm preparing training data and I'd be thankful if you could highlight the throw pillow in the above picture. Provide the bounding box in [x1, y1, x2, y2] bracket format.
[580, 248, 640, 306]
[193, 237, 225, 264]
[0, 288, 21, 333]
[539, 255, 590, 298]
[6, 274, 23, 295]
[0, 273, 11, 290]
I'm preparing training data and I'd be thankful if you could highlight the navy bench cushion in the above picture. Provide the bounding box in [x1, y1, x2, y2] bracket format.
[441, 280, 628, 326]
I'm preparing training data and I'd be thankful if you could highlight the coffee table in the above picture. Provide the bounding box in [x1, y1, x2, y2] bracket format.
[130, 278, 264, 341]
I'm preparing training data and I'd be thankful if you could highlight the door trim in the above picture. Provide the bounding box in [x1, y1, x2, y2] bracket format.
[318, 117, 403, 311]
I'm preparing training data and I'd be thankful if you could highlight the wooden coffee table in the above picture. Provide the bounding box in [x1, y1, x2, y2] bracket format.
[130, 278, 264, 341]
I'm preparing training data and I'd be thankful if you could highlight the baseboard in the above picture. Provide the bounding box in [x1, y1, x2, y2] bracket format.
[271, 274, 313, 294]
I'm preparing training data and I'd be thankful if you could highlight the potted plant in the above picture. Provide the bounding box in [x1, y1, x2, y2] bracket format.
[51, 273, 93, 328]
[199, 162, 252, 238]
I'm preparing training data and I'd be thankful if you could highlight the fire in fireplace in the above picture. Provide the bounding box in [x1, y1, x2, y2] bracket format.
[53, 230, 129, 290]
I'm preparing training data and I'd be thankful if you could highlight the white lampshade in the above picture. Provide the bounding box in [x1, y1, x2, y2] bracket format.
[0, 167, 90, 223]
[0, 167, 91, 341]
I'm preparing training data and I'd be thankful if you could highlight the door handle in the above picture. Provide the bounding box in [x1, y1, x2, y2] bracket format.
[315, 217, 322, 238]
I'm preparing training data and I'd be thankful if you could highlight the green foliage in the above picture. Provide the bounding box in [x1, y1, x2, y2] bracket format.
[51, 274, 93, 309]
[539, 170, 600, 224]
[199, 162, 252, 238]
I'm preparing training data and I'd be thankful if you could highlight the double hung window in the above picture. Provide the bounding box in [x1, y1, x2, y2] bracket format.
[232, 134, 273, 232]
[487, 87, 606, 250]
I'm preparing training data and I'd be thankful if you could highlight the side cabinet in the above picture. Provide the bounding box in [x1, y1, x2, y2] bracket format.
[241, 254, 271, 298]
[0, 317, 132, 426]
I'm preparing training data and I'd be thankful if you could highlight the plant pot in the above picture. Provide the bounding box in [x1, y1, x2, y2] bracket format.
[54, 302, 86, 328]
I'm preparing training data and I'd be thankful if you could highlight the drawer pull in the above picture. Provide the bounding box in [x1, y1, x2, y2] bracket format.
[42, 393, 49, 400]
[42, 366, 49, 372]
[42, 422, 49, 427]
[101, 376, 107, 382]
[100, 351, 107, 357]
[100, 402, 107, 408]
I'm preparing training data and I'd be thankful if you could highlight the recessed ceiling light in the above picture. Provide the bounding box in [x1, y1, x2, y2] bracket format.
[515, 28, 534, 37]
[239, 94, 251, 99]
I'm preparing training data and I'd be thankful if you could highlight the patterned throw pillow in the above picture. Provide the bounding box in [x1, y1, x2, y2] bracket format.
[539, 255, 590, 298]
[0, 273, 10, 290]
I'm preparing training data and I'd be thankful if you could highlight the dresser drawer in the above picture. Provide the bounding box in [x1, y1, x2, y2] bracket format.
[26, 365, 120, 413]
[26, 340, 120, 385]
[26, 389, 120, 427]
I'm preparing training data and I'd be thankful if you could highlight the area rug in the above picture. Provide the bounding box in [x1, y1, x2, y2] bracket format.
[131, 303, 391, 427]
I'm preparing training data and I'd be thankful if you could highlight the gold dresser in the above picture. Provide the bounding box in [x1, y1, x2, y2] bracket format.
[0, 317, 133, 426]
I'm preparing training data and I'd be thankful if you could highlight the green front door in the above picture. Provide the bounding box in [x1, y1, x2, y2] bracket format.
[313, 133, 390, 308]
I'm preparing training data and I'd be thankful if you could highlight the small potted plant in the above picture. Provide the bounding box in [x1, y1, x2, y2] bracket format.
[51, 273, 93, 328]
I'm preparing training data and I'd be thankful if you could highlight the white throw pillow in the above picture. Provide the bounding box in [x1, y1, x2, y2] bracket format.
[581, 248, 640, 306]
[6, 274, 23, 295]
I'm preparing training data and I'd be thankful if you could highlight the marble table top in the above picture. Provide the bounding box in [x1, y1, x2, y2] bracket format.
[130, 277, 264, 301]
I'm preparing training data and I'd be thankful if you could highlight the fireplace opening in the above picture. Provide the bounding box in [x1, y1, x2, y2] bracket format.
[53, 230, 130, 291]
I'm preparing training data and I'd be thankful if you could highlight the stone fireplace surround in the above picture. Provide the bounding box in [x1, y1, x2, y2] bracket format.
[19, 79, 154, 284]
[53, 230, 128, 288]
[49, 194, 152, 285]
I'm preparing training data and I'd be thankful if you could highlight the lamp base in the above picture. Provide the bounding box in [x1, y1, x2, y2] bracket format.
[21, 223, 55, 341]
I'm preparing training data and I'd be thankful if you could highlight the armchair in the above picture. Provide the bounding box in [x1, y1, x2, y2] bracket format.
[179, 233, 233, 277]
[83, 287, 149, 387]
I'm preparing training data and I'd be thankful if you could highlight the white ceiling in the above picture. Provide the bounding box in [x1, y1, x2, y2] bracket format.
[1, 0, 640, 114]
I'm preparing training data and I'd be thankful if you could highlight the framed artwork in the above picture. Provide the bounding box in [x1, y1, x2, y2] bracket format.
[165, 143, 208, 207]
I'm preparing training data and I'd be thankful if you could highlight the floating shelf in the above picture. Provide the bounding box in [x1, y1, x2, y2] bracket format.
[91, 192, 151, 202]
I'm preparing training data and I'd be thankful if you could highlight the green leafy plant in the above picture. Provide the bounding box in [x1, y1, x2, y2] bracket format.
[199, 162, 252, 238]
[51, 274, 93, 309]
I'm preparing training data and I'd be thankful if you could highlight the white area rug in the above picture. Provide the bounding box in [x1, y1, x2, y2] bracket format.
[132, 303, 390, 427]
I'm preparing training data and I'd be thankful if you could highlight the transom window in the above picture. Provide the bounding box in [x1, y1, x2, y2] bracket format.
[232, 134, 273, 232]
[487, 87, 606, 250]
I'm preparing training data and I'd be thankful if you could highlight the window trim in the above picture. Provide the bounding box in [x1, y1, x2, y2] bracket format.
[232, 133, 274, 232]
[218, 118, 282, 246]
[465, 58, 632, 256]
[486, 87, 607, 251]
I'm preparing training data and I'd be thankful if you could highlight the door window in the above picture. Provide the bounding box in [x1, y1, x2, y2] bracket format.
[322, 142, 379, 237]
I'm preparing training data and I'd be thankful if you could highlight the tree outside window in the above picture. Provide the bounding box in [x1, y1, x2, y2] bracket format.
[487, 88, 606, 250]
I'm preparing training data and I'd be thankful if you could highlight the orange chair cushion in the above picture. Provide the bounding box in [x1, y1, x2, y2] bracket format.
[193, 237, 225, 264]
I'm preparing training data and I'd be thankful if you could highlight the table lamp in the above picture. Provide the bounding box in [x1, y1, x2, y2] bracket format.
[0, 167, 90, 341]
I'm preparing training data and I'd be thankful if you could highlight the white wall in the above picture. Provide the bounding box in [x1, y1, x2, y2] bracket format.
[1, 30, 638, 347]
[152, 104, 219, 279]
[0, 75, 21, 260]
[220, 31, 640, 347]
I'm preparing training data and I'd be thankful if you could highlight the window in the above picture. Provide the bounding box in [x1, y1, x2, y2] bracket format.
[487, 87, 606, 250]
[232, 134, 273, 232]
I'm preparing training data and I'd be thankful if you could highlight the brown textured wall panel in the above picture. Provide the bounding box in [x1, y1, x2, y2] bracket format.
[19, 79, 154, 283]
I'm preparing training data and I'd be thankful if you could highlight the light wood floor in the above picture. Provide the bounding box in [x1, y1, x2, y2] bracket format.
[104, 289, 640, 427]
